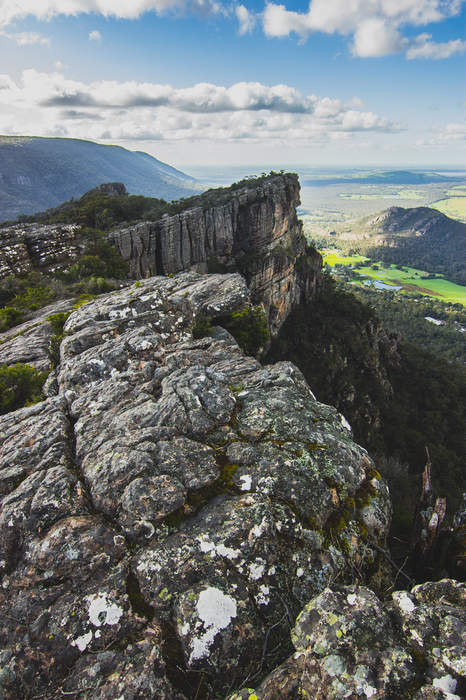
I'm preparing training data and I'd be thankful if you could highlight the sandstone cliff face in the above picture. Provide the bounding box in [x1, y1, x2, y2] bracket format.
[0, 273, 392, 699]
[109, 174, 322, 334]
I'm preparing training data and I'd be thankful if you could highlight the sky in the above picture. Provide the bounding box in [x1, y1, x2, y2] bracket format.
[0, 0, 465, 169]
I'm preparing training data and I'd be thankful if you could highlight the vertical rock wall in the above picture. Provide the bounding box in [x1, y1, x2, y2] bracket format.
[109, 174, 322, 334]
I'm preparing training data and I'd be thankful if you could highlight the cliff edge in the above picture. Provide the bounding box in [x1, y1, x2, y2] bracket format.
[109, 173, 322, 333]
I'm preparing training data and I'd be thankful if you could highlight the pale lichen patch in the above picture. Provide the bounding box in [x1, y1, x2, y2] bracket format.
[189, 587, 237, 662]
[72, 630, 92, 652]
[87, 592, 123, 627]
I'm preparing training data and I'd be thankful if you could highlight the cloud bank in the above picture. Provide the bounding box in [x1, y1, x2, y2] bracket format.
[1, 1, 463, 60]
[0, 69, 400, 145]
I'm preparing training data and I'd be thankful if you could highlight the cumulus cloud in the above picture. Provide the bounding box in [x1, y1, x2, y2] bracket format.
[262, 0, 465, 58]
[0, 69, 400, 146]
[406, 34, 466, 59]
[89, 30, 102, 42]
[0, 0, 223, 27]
[352, 19, 407, 58]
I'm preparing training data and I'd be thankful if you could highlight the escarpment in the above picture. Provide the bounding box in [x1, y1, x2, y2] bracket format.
[109, 173, 322, 333]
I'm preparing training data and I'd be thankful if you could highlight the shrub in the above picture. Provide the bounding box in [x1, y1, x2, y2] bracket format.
[13, 285, 54, 311]
[222, 306, 270, 356]
[0, 363, 47, 414]
[192, 315, 213, 339]
[0, 307, 24, 332]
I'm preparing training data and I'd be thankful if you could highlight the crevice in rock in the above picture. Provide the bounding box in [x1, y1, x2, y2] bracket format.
[160, 620, 211, 700]
[126, 569, 154, 621]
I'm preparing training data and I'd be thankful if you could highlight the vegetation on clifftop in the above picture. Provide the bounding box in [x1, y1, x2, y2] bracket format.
[7, 170, 290, 230]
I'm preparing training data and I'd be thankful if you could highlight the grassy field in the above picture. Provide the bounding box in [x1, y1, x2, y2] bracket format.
[321, 251, 466, 305]
[321, 251, 369, 265]
[431, 195, 466, 221]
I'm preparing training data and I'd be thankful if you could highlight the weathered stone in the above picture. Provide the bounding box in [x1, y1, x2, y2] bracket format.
[232, 580, 466, 700]
[0, 223, 82, 280]
[0, 273, 392, 698]
[0, 299, 73, 371]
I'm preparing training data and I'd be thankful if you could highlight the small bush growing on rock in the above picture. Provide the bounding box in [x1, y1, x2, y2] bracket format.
[0, 307, 24, 332]
[0, 363, 47, 414]
[192, 314, 213, 339]
[223, 306, 270, 356]
[47, 311, 71, 366]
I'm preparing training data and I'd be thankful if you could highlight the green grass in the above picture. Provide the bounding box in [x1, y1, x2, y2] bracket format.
[354, 265, 466, 305]
[322, 251, 466, 305]
[396, 189, 424, 199]
[322, 251, 369, 266]
[431, 196, 466, 222]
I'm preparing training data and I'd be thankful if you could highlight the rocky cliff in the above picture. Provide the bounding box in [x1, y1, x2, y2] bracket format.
[109, 173, 322, 334]
[0, 176, 464, 699]
[0, 273, 395, 699]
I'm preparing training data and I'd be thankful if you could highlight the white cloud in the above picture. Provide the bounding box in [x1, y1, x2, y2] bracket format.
[352, 19, 406, 58]
[0, 69, 400, 146]
[406, 34, 466, 59]
[236, 5, 255, 35]
[262, 0, 465, 58]
[89, 30, 102, 42]
[0, 0, 223, 28]
[0, 31, 50, 45]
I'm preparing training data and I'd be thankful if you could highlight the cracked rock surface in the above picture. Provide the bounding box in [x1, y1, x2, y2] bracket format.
[231, 579, 465, 700]
[0, 272, 392, 698]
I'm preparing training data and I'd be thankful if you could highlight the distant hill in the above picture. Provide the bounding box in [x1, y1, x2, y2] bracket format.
[302, 170, 460, 187]
[0, 136, 201, 222]
[334, 206, 466, 285]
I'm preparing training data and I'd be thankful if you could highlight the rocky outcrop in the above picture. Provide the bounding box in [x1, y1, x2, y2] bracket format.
[0, 222, 82, 280]
[109, 174, 322, 333]
[0, 273, 391, 699]
[0, 299, 74, 370]
[232, 578, 466, 699]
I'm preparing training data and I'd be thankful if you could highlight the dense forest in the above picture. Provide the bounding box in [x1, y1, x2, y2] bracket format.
[266, 275, 466, 531]
[349, 285, 465, 365]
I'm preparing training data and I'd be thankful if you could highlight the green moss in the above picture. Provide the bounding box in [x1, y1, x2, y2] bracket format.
[158, 587, 172, 601]
[228, 383, 244, 394]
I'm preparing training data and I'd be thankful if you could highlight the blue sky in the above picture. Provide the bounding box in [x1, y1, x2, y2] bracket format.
[0, 1, 465, 168]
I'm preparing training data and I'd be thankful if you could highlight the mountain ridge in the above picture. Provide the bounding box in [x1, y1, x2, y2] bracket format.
[0, 136, 201, 222]
[333, 205, 466, 285]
